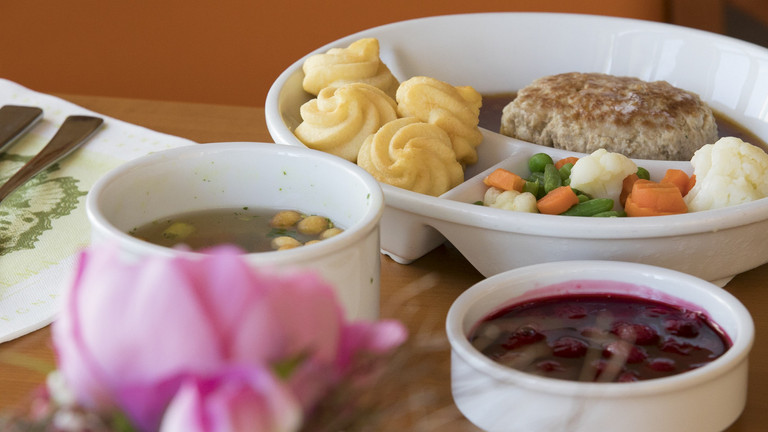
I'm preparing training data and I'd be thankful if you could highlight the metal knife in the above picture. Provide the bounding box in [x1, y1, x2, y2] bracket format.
[0, 115, 103, 204]
[0, 105, 44, 153]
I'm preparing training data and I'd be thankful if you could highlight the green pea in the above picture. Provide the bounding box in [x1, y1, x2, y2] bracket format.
[637, 167, 650, 180]
[528, 153, 554, 173]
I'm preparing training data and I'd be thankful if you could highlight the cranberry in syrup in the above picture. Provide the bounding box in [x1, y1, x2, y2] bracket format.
[469, 293, 730, 382]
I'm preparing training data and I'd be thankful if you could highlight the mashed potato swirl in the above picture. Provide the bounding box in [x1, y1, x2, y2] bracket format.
[302, 38, 399, 98]
[396, 76, 483, 165]
[357, 117, 464, 196]
[294, 83, 398, 162]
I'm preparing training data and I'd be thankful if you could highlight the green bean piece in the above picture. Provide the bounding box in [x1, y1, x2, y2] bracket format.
[561, 198, 615, 216]
[522, 181, 539, 196]
[528, 153, 554, 173]
[577, 193, 590, 203]
[543, 163, 561, 193]
[637, 167, 650, 180]
[527, 172, 546, 198]
[528, 171, 545, 183]
[473, 200, 485, 206]
[571, 188, 588, 197]
[558, 163, 573, 181]
[592, 210, 627, 217]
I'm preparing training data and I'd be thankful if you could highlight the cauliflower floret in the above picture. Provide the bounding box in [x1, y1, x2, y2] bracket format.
[569, 148, 637, 209]
[684, 137, 768, 212]
[483, 187, 538, 213]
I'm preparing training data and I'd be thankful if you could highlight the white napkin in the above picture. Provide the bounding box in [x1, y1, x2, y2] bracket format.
[0, 79, 195, 343]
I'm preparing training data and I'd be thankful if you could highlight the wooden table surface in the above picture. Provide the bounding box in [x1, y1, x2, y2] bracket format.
[1, 95, 767, 431]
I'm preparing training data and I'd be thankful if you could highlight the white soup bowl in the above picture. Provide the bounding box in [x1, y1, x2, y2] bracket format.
[86, 142, 384, 320]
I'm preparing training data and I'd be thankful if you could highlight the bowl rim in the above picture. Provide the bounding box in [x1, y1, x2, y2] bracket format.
[445, 260, 755, 396]
[265, 12, 768, 240]
[85, 141, 385, 261]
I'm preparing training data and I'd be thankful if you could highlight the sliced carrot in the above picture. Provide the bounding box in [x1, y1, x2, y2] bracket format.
[483, 168, 525, 192]
[626, 179, 654, 208]
[624, 195, 656, 217]
[555, 156, 579, 170]
[626, 193, 687, 217]
[620, 173, 640, 207]
[625, 180, 687, 217]
[537, 185, 580, 215]
[661, 169, 692, 196]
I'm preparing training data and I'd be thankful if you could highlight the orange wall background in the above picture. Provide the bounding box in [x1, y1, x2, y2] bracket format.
[0, 1, 667, 106]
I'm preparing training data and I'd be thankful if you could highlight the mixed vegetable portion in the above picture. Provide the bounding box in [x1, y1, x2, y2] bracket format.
[479, 137, 768, 217]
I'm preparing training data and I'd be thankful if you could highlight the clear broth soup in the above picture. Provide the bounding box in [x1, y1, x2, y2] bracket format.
[129, 207, 339, 253]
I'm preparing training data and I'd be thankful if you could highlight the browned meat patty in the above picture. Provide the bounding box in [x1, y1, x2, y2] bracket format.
[500, 72, 719, 160]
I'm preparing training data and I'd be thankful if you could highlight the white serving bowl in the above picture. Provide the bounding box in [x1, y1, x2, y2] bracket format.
[265, 12, 768, 286]
[446, 260, 754, 432]
[86, 142, 384, 320]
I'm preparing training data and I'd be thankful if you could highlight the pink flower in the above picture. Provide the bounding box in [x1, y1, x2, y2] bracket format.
[159, 367, 301, 432]
[52, 244, 407, 431]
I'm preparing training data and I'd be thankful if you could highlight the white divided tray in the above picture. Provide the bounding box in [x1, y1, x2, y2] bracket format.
[266, 13, 768, 286]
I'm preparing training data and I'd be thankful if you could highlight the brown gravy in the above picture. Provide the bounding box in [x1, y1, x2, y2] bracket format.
[480, 92, 768, 152]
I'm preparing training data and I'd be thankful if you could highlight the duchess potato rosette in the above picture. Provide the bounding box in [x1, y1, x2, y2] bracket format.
[302, 38, 399, 99]
[396, 76, 483, 165]
[294, 83, 398, 162]
[357, 117, 464, 196]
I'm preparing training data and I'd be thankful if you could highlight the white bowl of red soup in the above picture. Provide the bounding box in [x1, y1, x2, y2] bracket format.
[86, 142, 384, 320]
[445, 260, 754, 432]
[265, 13, 768, 286]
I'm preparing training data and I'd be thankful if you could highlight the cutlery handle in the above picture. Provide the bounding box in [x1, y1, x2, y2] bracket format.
[0, 115, 103, 203]
[0, 105, 44, 152]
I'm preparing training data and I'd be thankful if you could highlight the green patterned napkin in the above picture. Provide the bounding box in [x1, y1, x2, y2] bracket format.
[0, 79, 195, 343]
